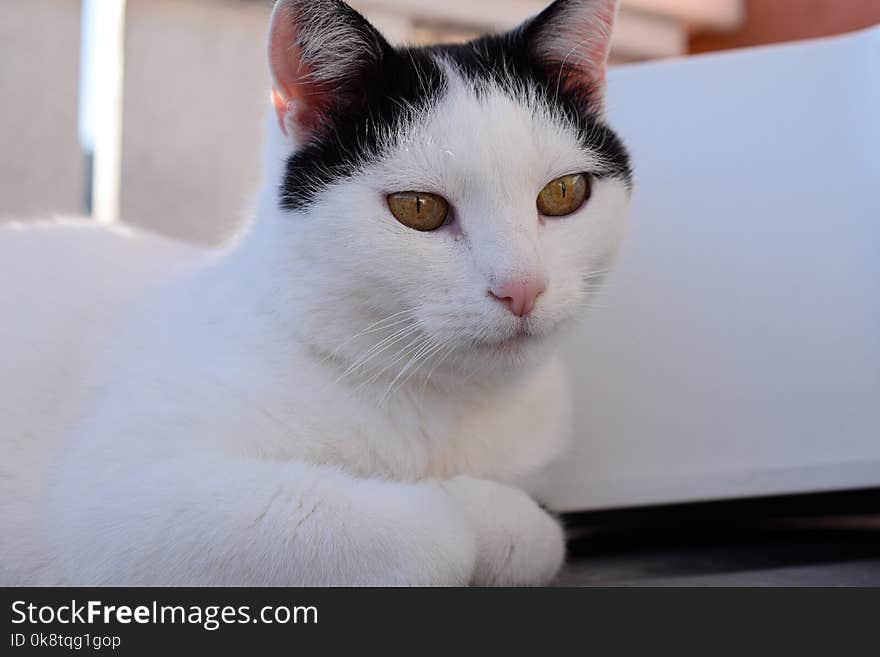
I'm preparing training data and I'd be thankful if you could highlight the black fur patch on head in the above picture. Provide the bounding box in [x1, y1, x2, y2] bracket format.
[279, 43, 446, 211]
[279, 9, 631, 212]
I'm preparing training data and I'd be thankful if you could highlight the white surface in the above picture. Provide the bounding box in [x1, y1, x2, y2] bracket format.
[541, 28, 880, 512]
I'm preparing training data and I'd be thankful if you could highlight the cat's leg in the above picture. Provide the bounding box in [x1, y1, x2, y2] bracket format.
[47, 453, 476, 586]
[442, 476, 565, 586]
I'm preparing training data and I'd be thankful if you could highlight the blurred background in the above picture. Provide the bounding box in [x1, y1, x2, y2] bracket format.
[2, 0, 879, 245]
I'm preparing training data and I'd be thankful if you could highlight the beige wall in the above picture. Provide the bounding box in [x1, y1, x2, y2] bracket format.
[0, 0, 84, 221]
[0, 0, 271, 245]
[121, 0, 271, 244]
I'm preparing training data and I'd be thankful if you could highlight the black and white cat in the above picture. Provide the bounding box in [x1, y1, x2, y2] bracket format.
[0, 0, 631, 585]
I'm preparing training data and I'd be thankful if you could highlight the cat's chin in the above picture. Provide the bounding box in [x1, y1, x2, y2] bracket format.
[451, 325, 563, 380]
[475, 313, 584, 373]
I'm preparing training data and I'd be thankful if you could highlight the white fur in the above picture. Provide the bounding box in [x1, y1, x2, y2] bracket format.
[0, 4, 629, 586]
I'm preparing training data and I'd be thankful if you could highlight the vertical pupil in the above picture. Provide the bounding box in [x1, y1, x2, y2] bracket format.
[561, 180, 567, 199]
[416, 196, 423, 215]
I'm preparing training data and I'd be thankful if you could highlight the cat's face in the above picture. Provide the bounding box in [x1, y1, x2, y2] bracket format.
[265, 0, 631, 387]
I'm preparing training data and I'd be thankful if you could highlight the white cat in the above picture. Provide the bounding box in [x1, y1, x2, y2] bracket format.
[0, 0, 631, 586]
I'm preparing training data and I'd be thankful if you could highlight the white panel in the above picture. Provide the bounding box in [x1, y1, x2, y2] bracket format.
[83, 0, 127, 224]
[539, 28, 880, 511]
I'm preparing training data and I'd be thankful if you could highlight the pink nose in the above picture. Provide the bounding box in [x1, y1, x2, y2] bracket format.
[488, 277, 546, 317]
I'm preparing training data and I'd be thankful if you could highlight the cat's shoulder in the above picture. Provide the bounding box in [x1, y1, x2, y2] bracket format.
[0, 219, 209, 452]
[0, 218, 206, 298]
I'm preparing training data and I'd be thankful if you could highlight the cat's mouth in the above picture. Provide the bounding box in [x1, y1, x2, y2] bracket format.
[477, 324, 542, 351]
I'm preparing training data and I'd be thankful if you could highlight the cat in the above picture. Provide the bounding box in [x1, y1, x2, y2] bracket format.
[0, 0, 631, 586]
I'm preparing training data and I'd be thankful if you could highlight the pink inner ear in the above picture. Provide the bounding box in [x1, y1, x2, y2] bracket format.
[268, 4, 331, 140]
[271, 88, 292, 137]
[546, 0, 617, 100]
[270, 52, 325, 139]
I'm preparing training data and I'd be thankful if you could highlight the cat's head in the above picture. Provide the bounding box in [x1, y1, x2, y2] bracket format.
[260, 0, 631, 390]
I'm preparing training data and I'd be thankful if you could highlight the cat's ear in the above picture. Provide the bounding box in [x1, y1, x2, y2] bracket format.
[520, 0, 619, 112]
[268, 0, 389, 141]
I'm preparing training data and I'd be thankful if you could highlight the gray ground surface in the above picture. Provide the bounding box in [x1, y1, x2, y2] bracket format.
[554, 494, 880, 586]
[557, 556, 880, 586]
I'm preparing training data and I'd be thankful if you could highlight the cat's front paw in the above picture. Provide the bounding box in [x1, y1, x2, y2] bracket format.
[360, 480, 477, 586]
[441, 476, 564, 586]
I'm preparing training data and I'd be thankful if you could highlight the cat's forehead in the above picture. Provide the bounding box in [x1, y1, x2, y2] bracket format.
[377, 72, 599, 199]
[279, 35, 630, 211]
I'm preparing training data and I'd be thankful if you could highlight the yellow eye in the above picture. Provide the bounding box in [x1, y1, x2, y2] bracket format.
[387, 191, 449, 231]
[536, 173, 591, 217]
